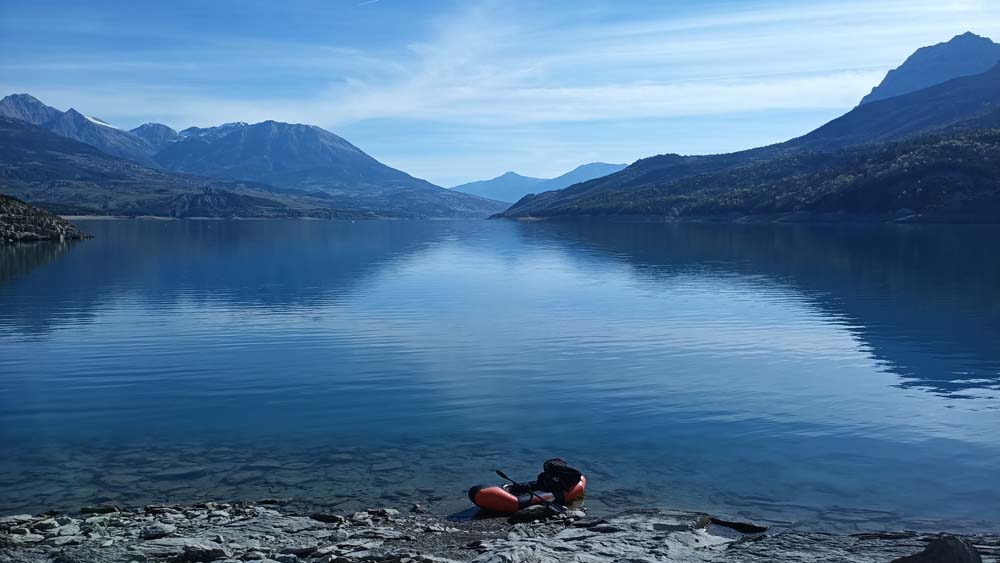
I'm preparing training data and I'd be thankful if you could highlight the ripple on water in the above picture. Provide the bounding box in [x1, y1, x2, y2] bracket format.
[0, 220, 999, 530]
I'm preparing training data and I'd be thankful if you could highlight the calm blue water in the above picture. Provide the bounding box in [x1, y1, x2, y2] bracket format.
[1, 220, 999, 531]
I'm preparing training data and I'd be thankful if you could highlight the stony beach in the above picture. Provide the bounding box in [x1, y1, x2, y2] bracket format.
[1, 500, 997, 563]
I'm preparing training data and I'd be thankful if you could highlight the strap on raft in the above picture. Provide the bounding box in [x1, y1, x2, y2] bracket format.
[468, 476, 587, 513]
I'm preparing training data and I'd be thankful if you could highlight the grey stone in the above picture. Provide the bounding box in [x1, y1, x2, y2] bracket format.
[32, 518, 59, 531]
[310, 513, 346, 524]
[9, 532, 46, 543]
[140, 521, 177, 539]
[0, 515, 34, 525]
[507, 505, 555, 524]
[55, 523, 81, 536]
[137, 537, 231, 560]
[45, 535, 84, 546]
[279, 545, 317, 556]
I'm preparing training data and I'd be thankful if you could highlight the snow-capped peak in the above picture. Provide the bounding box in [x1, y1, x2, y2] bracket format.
[85, 115, 119, 129]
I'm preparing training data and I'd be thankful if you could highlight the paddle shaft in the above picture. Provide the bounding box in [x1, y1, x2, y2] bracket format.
[495, 470, 566, 513]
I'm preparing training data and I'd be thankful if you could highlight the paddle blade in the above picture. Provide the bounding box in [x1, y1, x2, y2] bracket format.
[495, 470, 511, 481]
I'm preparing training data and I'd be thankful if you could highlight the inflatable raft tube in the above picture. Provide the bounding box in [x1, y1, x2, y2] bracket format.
[468, 475, 586, 513]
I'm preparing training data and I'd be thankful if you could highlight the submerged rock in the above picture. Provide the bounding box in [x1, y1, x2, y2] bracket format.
[890, 534, 984, 563]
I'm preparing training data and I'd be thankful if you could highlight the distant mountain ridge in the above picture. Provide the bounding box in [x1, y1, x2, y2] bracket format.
[860, 32, 1000, 105]
[498, 33, 1000, 222]
[130, 122, 178, 150]
[451, 172, 544, 203]
[0, 116, 354, 219]
[503, 128, 1000, 222]
[0, 94, 158, 166]
[151, 119, 504, 217]
[0, 94, 505, 218]
[452, 163, 627, 203]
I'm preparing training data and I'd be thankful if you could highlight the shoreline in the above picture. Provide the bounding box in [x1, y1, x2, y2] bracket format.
[1, 500, 996, 563]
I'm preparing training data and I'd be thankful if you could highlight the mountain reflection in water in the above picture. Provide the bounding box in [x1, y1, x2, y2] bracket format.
[1, 219, 998, 531]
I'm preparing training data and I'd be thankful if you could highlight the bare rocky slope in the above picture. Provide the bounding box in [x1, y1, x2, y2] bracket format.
[1, 501, 996, 563]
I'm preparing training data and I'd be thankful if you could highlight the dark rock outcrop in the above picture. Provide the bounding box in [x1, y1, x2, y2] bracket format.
[0, 194, 88, 243]
[890, 534, 984, 563]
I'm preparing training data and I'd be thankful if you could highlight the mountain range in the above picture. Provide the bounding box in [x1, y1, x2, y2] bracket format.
[0, 116, 355, 219]
[498, 32, 1000, 222]
[0, 95, 505, 218]
[2, 32, 999, 223]
[451, 162, 627, 203]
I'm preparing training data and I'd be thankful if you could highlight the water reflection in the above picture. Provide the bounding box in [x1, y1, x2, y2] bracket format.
[0, 219, 998, 530]
[518, 221, 1000, 398]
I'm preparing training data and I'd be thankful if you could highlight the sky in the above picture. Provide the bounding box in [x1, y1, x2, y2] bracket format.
[1, 0, 999, 186]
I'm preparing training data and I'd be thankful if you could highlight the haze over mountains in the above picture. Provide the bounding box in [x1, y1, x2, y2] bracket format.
[498, 32, 1000, 222]
[451, 162, 627, 203]
[0, 95, 505, 218]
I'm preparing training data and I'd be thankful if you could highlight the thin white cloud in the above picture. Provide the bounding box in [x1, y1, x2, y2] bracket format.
[4, 0, 999, 182]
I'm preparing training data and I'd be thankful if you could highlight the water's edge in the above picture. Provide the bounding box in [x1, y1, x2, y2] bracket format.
[2, 499, 997, 563]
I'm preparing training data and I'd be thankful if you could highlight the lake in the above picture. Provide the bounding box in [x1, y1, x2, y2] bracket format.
[1, 219, 999, 532]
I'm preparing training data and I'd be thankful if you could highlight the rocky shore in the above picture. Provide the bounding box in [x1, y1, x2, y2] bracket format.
[1, 500, 996, 563]
[0, 194, 89, 242]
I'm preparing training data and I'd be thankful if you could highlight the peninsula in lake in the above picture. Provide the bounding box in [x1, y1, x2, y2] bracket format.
[0, 194, 89, 242]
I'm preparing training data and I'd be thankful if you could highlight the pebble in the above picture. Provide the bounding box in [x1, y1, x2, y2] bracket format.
[45, 535, 83, 546]
[32, 518, 59, 531]
[55, 523, 81, 536]
[311, 513, 347, 524]
[140, 521, 177, 539]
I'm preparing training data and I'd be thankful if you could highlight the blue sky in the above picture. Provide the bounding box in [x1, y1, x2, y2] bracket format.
[1, 0, 999, 186]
